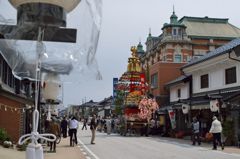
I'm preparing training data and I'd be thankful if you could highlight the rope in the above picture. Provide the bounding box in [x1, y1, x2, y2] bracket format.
[18, 27, 56, 159]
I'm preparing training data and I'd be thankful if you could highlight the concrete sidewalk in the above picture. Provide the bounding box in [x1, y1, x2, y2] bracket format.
[0, 145, 25, 159]
[0, 138, 86, 159]
[45, 137, 86, 159]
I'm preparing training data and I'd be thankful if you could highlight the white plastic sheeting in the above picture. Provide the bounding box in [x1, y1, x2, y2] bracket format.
[0, 0, 102, 82]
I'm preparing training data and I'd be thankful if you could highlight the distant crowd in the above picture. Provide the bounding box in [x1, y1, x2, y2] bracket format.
[43, 115, 119, 152]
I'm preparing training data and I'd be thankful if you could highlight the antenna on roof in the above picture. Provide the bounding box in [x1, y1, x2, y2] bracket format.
[149, 28, 151, 36]
[173, 5, 175, 14]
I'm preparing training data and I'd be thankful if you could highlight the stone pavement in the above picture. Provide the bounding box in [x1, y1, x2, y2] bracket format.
[0, 137, 86, 159]
[45, 137, 86, 159]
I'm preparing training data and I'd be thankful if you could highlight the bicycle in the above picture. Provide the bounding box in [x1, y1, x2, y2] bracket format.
[70, 135, 77, 147]
[56, 135, 61, 144]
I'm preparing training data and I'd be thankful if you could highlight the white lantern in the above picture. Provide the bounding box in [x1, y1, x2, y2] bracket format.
[182, 104, 190, 114]
[42, 73, 61, 101]
[9, 0, 81, 13]
[210, 99, 219, 112]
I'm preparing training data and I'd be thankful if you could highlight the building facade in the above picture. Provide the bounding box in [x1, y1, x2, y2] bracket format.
[140, 11, 240, 107]
[0, 53, 34, 143]
[181, 38, 240, 145]
[165, 39, 240, 145]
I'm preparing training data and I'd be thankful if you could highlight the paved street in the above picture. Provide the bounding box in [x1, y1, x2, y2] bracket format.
[1, 125, 240, 159]
[78, 127, 240, 159]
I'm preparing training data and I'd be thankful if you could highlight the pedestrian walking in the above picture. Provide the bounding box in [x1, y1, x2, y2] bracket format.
[90, 114, 97, 144]
[60, 116, 68, 138]
[111, 118, 115, 133]
[82, 118, 88, 130]
[49, 117, 61, 152]
[191, 117, 201, 145]
[209, 116, 224, 150]
[69, 116, 79, 146]
[106, 116, 111, 135]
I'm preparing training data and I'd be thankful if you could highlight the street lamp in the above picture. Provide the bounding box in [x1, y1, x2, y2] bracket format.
[13, 1, 81, 159]
[9, 0, 81, 13]
[1, 0, 81, 42]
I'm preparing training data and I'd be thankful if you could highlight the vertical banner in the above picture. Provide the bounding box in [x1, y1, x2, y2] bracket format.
[168, 109, 176, 129]
[113, 78, 118, 100]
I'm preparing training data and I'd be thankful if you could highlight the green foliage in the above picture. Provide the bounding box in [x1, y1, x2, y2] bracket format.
[17, 143, 27, 151]
[114, 90, 125, 106]
[114, 90, 126, 115]
[114, 105, 123, 116]
[0, 128, 9, 143]
[222, 119, 235, 145]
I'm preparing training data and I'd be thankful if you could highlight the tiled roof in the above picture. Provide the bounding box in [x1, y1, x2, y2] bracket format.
[182, 38, 240, 69]
[179, 16, 240, 38]
[165, 75, 190, 87]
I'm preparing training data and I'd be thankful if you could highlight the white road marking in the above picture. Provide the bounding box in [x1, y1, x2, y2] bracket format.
[78, 137, 100, 159]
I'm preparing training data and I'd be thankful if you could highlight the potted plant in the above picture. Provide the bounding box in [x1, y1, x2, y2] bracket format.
[3, 141, 12, 148]
[16, 142, 28, 151]
[0, 128, 9, 145]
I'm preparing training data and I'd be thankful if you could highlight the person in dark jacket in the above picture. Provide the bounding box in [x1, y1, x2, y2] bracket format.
[82, 118, 88, 130]
[60, 116, 68, 138]
[192, 117, 201, 145]
[90, 115, 97, 144]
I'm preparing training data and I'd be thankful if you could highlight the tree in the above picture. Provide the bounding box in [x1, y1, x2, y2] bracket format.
[113, 90, 125, 115]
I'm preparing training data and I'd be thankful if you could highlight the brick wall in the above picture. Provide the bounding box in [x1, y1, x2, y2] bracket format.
[0, 96, 24, 143]
[150, 62, 185, 96]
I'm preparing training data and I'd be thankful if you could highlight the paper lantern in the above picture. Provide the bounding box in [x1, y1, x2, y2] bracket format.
[42, 73, 61, 101]
[210, 99, 219, 112]
[182, 104, 190, 114]
[9, 0, 81, 13]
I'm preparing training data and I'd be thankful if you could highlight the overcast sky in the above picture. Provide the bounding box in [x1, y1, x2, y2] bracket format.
[63, 0, 240, 106]
[1, 0, 240, 107]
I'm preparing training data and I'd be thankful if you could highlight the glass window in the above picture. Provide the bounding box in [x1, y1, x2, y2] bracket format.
[174, 54, 182, 63]
[151, 73, 158, 89]
[177, 89, 181, 98]
[178, 29, 182, 36]
[200, 74, 209, 89]
[0, 57, 2, 78]
[173, 29, 177, 35]
[187, 56, 192, 62]
[2, 61, 8, 84]
[225, 67, 236, 84]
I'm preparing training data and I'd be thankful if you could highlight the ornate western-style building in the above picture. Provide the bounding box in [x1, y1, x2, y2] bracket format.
[140, 11, 240, 107]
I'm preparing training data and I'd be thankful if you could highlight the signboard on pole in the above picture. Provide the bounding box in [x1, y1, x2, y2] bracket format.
[113, 78, 118, 100]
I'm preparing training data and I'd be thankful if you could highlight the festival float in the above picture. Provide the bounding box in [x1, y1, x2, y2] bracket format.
[116, 46, 159, 136]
